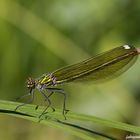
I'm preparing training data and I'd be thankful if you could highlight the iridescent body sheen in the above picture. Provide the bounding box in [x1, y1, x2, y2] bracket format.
[15, 45, 139, 120]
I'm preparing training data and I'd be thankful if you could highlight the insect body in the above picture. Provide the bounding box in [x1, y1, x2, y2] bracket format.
[15, 45, 140, 119]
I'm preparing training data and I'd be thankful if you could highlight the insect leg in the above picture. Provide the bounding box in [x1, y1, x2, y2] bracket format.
[38, 89, 53, 119]
[46, 87, 64, 91]
[46, 88, 69, 120]
[15, 90, 34, 111]
[15, 93, 31, 101]
[35, 90, 54, 111]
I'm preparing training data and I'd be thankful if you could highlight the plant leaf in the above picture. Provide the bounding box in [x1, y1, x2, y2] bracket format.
[1, 100, 140, 139]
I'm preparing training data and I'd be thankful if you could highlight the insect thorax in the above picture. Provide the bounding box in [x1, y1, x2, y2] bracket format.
[39, 73, 57, 86]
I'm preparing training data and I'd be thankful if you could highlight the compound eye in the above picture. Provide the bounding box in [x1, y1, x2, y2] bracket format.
[27, 83, 33, 88]
[26, 77, 35, 89]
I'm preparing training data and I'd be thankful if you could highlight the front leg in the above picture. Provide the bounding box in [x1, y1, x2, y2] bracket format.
[15, 89, 35, 111]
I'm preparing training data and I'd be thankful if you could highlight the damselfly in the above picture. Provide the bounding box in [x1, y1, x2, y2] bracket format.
[15, 45, 140, 119]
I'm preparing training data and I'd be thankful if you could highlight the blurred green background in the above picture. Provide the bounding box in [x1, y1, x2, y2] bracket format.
[1, 0, 140, 139]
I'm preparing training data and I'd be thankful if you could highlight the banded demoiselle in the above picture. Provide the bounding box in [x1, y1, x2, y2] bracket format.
[15, 45, 140, 119]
